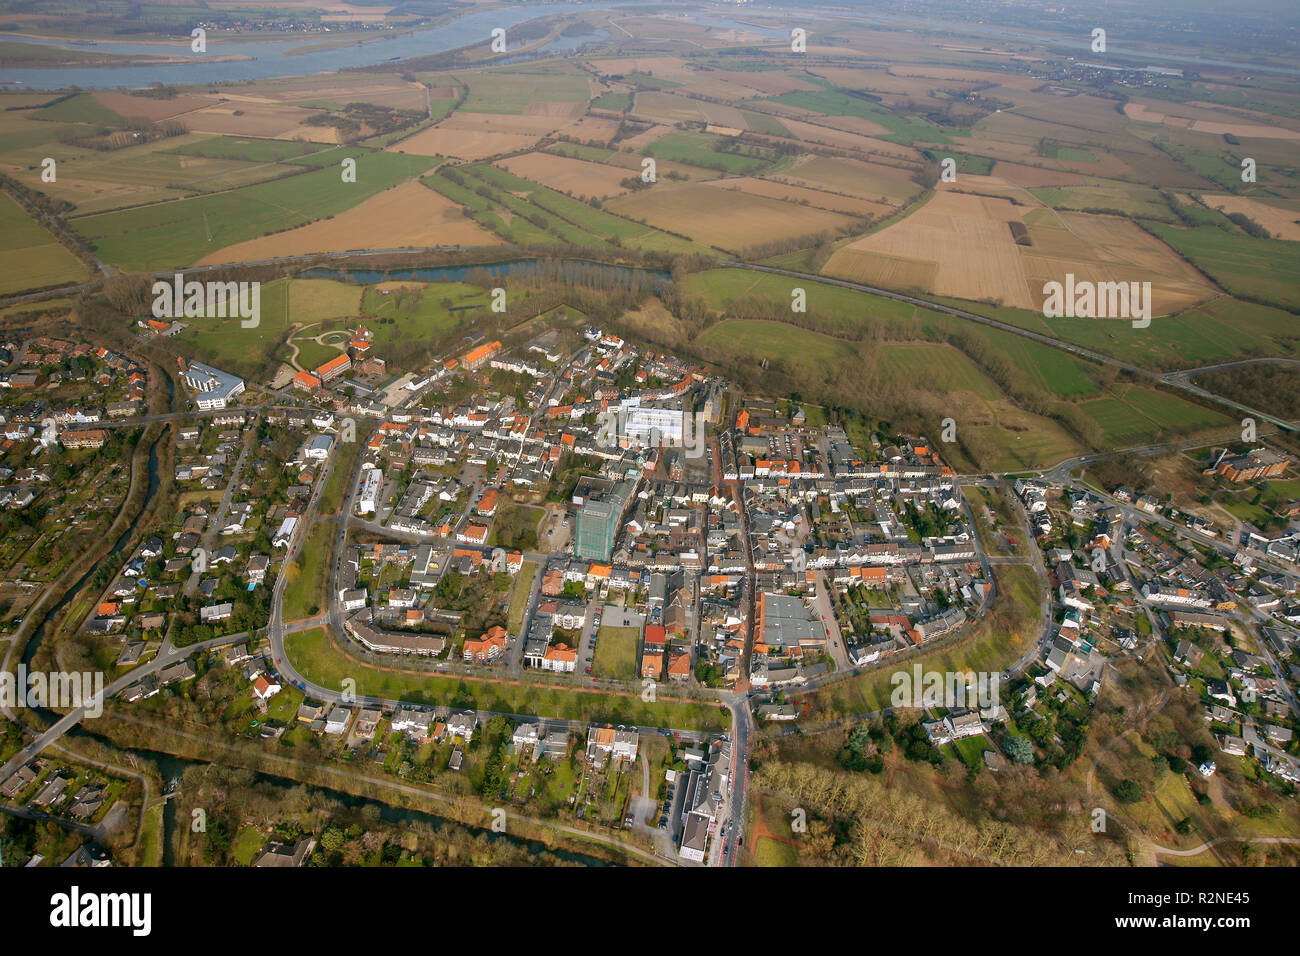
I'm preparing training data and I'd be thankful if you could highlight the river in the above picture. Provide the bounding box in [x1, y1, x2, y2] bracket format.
[117, 747, 613, 866]
[1, 2, 616, 90]
[6, 2, 1290, 90]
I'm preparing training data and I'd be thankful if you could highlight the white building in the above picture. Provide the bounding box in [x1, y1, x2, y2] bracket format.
[182, 362, 245, 410]
[273, 515, 299, 549]
[305, 434, 333, 460]
[357, 468, 382, 515]
[621, 404, 684, 445]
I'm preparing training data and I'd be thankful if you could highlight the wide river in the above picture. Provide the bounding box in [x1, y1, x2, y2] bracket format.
[0, 3, 788, 90]
[2, 2, 1293, 90]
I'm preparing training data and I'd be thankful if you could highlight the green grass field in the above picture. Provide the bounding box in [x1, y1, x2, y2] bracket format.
[170, 135, 331, 163]
[507, 561, 538, 633]
[282, 522, 332, 622]
[974, 324, 1102, 398]
[877, 343, 1000, 399]
[592, 92, 631, 112]
[1147, 223, 1300, 312]
[361, 279, 495, 344]
[75, 150, 436, 270]
[292, 277, 363, 323]
[427, 163, 701, 254]
[739, 110, 793, 138]
[933, 294, 1300, 371]
[32, 92, 123, 125]
[545, 143, 617, 164]
[173, 275, 359, 379]
[697, 319, 857, 372]
[1077, 385, 1232, 445]
[683, 267, 918, 331]
[292, 336, 346, 371]
[1028, 182, 1172, 220]
[642, 131, 775, 175]
[0, 192, 88, 294]
[592, 625, 640, 680]
[455, 70, 591, 114]
[319, 439, 361, 518]
[763, 87, 959, 145]
[1040, 144, 1099, 163]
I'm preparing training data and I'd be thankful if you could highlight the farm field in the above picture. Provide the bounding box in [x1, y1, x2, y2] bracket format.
[937, 294, 1300, 371]
[389, 124, 539, 160]
[1123, 100, 1300, 141]
[1076, 385, 1233, 445]
[170, 135, 331, 163]
[73, 151, 437, 270]
[1148, 223, 1300, 312]
[701, 177, 886, 217]
[0, 192, 87, 294]
[775, 154, 921, 204]
[496, 151, 631, 201]
[697, 319, 858, 374]
[197, 180, 501, 265]
[426, 163, 702, 254]
[180, 100, 343, 142]
[1198, 195, 1300, 241]
[452, 69, 591, 114]
[641, 130, 776, 176]
[1028, 182, 1174, 220]
[607, 182, 855, 254]
[824, 190, 1033, 307]
[826, 188, 1217, 315]
[8, 133, 301, 213]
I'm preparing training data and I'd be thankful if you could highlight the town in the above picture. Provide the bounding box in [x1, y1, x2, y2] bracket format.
[0, 298, 1297, 869]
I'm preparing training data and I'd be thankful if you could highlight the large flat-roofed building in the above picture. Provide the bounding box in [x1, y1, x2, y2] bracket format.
[756, 592, 825, 653]
[1210, 447, 1289, 483]
[182, 362, 244, 410]
[621, 404, 685, 445]
[574, 479, 634, 562]
[357, 467, 382, 515]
